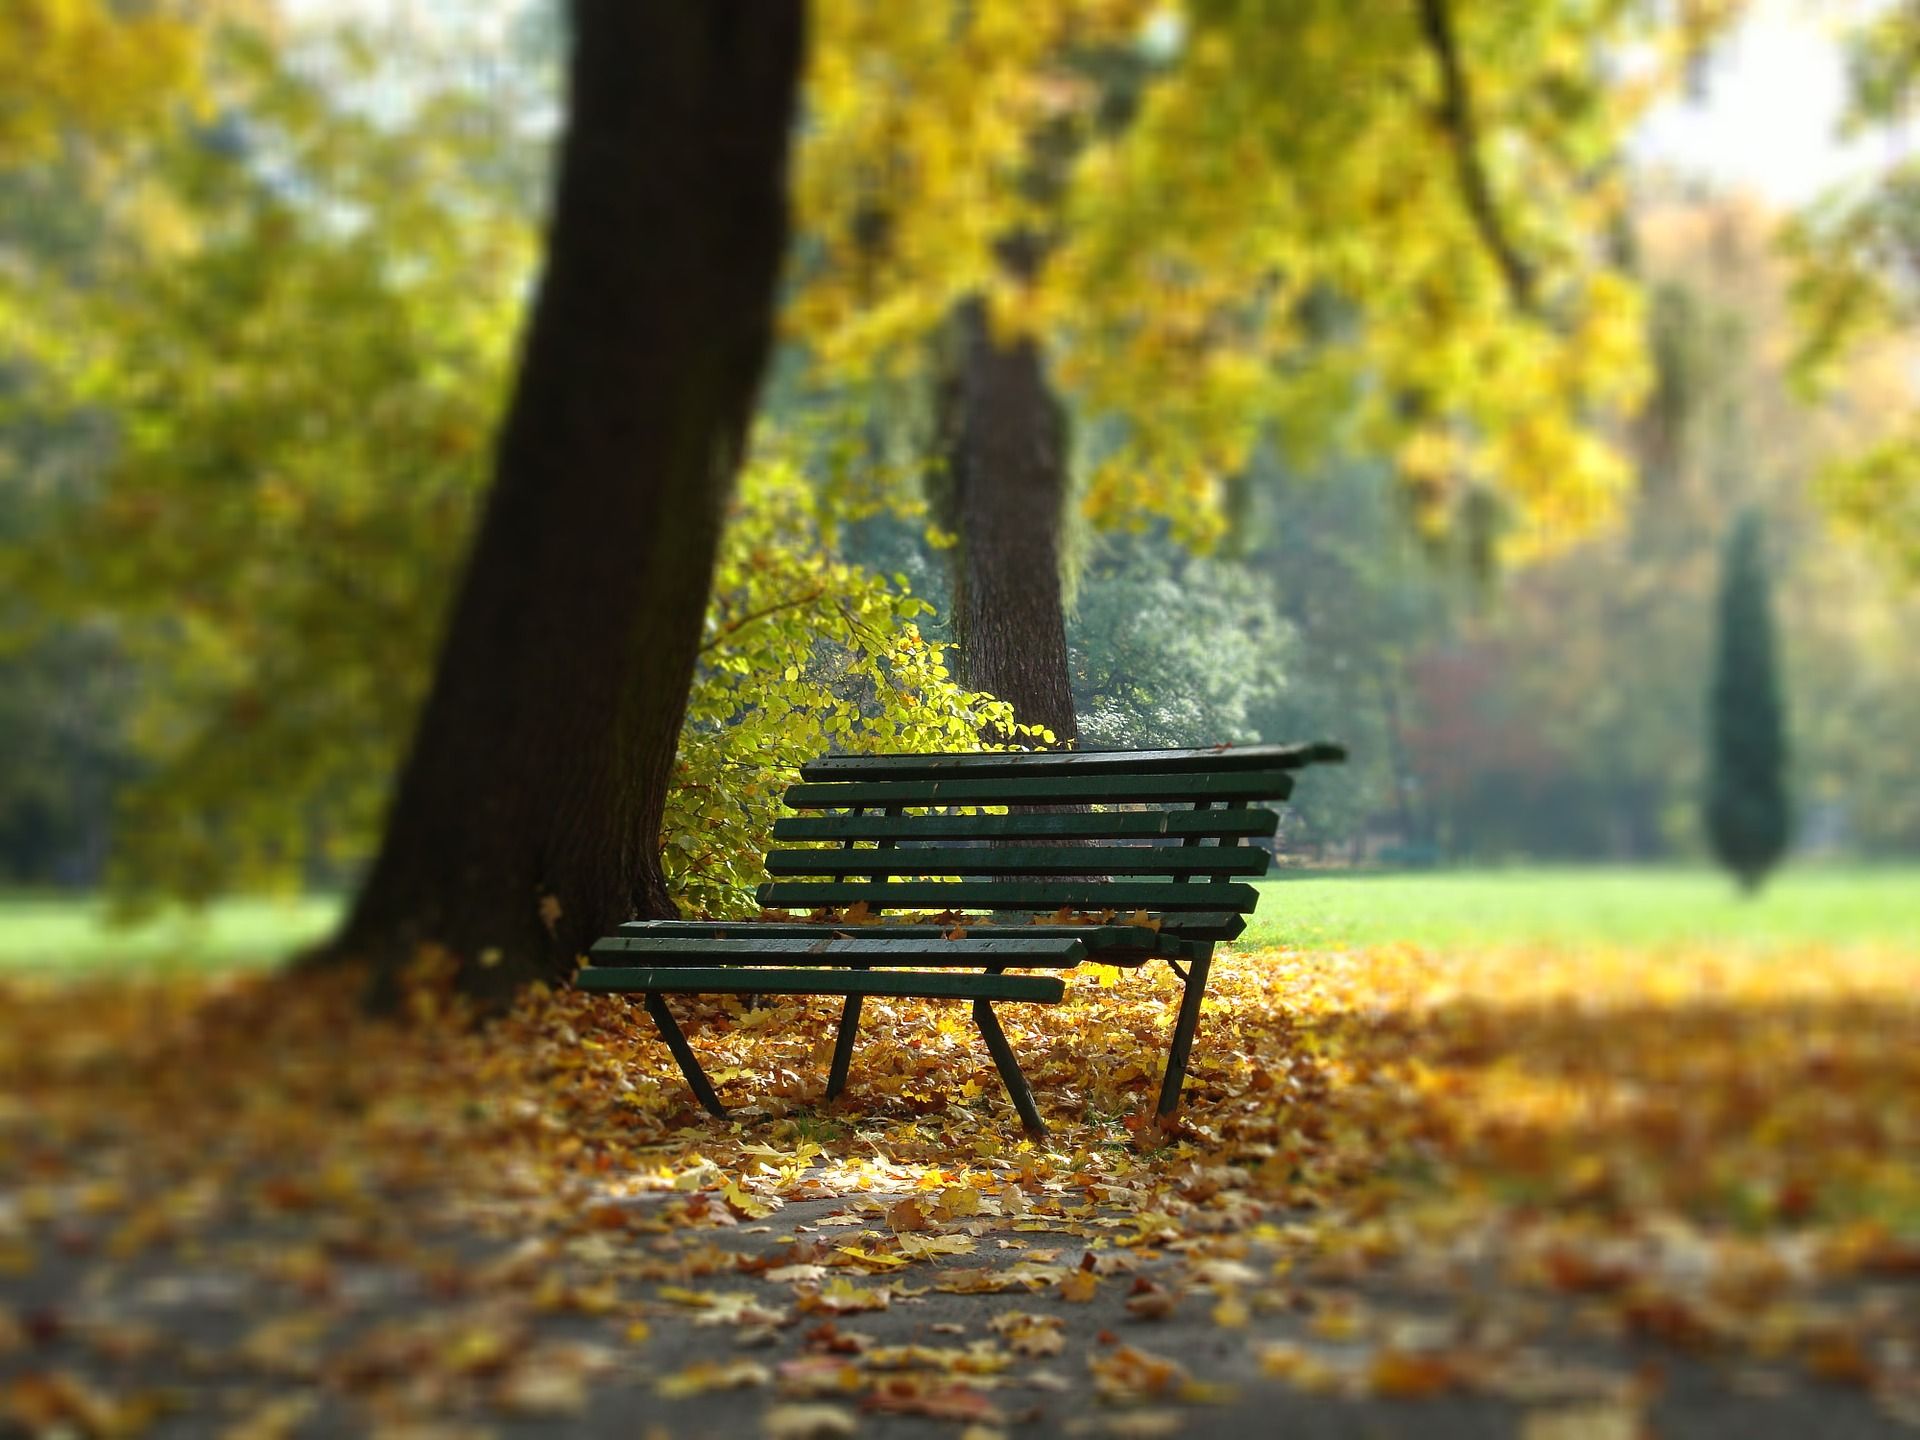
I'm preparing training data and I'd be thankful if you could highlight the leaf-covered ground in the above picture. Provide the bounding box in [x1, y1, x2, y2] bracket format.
[3, 936, 1917, 1437]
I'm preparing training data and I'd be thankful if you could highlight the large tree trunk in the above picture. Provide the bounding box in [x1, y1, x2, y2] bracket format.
[323, 1, 803, 1002]
[939, 297, 1080, 747]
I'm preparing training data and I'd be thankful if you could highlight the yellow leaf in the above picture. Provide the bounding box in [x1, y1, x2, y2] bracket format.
[1211, 1292, 1250, 1328]
[657, 1359, 773, 1399]
[837, 1245, 910, 1269]
[725, 1180, 777, 1220]
[897, 1233, 977, 1260]
[1057, 1269, 1099, 1303]
[656, 1285, 716, 1308]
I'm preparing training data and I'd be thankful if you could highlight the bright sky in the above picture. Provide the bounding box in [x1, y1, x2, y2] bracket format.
[286, 0, 1887, 207]
[1633, 0, 1890, 205]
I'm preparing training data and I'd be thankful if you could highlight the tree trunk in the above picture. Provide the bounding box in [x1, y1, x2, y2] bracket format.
[938, 297, 1080, 747]
[322, 0, 803, 1002]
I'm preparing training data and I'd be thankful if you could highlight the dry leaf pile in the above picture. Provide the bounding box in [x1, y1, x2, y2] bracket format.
[1, 937, 1916, 1434]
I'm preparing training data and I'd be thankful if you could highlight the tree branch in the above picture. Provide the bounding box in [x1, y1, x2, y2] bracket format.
[699, 586, 828, 655]
[1416, 0, 1536, 312]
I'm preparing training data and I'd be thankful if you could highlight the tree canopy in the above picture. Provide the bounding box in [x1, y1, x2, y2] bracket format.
[2, 0, 1917, 928]
[1784, 1, 1920, 585]
[0, 0, 203, 167]
[792, 0, 1719, 558]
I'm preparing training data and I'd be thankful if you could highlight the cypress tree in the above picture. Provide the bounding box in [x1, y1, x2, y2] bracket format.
[1705, 509, 1790, 891]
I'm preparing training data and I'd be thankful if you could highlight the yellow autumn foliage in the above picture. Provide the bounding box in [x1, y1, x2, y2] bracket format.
[0, 0, 201, 164]
[794, 0, 1740, 555]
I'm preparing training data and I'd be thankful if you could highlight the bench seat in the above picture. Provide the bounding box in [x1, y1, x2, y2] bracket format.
[579, 965, 1068, 1001]
[591, 934, 1089, 969]
[605, 920, 1226, 965]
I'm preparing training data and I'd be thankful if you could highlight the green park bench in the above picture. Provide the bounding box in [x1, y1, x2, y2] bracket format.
[579, 741, 1344, 1136]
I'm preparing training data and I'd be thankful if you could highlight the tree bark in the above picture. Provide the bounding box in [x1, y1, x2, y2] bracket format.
[938, 297, 1080, 748]
[322, 0, 803, 1002]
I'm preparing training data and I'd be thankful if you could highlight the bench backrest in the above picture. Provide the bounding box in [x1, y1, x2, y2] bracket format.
[756, 742, 1344, 935]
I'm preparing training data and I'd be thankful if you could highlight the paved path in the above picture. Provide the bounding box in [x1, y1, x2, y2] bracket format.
[5, 1188, 1913, 1438]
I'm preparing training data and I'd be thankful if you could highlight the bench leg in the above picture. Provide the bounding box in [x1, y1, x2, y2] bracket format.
[1155, 953, 1213, 1120]
[643, 993, 727, 1119]
[826, 993, 863, 1101]
[972, 999, 1046, 1139]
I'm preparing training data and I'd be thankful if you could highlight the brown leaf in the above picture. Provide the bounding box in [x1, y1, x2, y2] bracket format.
[1089, 1344, 1189, 1403]
[886, 1197, 932, 1233]
[1124, 1277, 1179, 1321]
[862, 1378, 1003, 1424]
[1804, 1335, 1876, 1386]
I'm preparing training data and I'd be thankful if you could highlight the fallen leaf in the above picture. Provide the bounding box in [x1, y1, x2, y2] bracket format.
[886, 1198, 932, 1233]
[1058, 1268, 1100, 1304]
[1368, 1347, 1458, 1398]
[1124, 1278, 1179, 1321]
[497, 1365, 589, 1416]
[796, 1279, 891, 1316]
[1211, 1292, 1250, 1328]
[988, 1311, 1066, 1358]
[862, 1377, 1003, 1424]
[658, 1359, 774, 1399]
[762, 1402, 858, 1440]
[1089, 1345, 1190, 1404]
[1521, 1404, 1644, 1440]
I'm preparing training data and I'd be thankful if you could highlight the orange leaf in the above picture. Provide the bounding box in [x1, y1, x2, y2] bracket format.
[1368, 1348, 1457, 1398]
[1058, 1269, 1099, 1303]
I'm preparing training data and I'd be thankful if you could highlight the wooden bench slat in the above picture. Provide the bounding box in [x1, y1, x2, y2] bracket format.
[799, 742, 1346, 781]
[771, 809, 1280, 843]
[614, 917, 1235, 958]
[755, 879, 1259, 914]
[763, 844, 1270, 878]
[783, 771, 1294, 809]
[591, 936, 1086, 967]
[578, 966, 1067, 1002]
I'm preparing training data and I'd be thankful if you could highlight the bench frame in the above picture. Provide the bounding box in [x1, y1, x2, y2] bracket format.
[582, 743, 1342, 1135]
[578, 938, 1080, 1133]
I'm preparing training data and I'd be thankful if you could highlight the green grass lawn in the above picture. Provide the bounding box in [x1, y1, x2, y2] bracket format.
[0, 892, 341, 974]
[1239, 864, 1919, 952]
[0, 865, 1911, 975]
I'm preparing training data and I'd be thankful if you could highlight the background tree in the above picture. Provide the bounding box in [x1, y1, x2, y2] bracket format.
[1373, 193, 1920, 864]
[935, 292, 1078, 743]
[1068, 529, 1290, 751]
[1705, 509, 1789, 891]
[2, 23, 546, 907]
[792, 0, 1729, 736]
[1784, 1, 1920, 587]
[0, 0, 244, 888]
